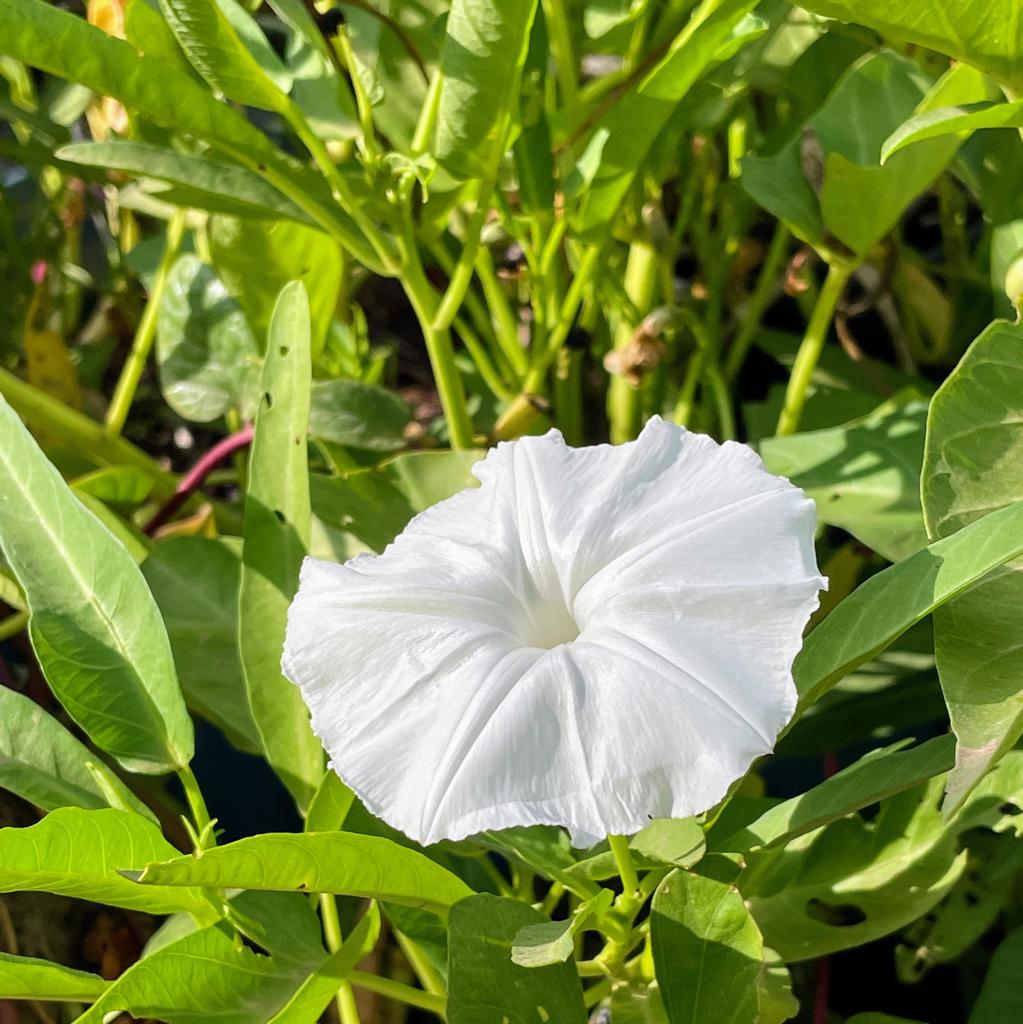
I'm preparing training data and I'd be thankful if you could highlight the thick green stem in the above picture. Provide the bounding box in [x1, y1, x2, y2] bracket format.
[607, 240, 660, 444]
[104, 211, 185, 437]
[775, 260, 855, 437]
[348, 971, 446, 1017]
[553, 347, 584, 445]
[320, 895, 361, 1024]
[608, 834, 640, 901]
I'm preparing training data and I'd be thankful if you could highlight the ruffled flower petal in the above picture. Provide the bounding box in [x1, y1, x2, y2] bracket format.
[283, 417, 825, 846]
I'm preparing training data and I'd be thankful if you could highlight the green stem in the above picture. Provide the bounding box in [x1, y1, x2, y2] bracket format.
[395, 931, 446, 997]
[608, 835, 640, 900]
[607, 240, 660, 444]
[476, 245, 528, 376]
[775, 259, 855, 437]
[348, 971, 446, 1017]
[104, 211, 186, 437]
[177, 765, 214, 847]
[553, 347, 584, 445]
[411, 70, 444, 156]
[431, 180, 497, 334]
[724, 223, 790, 382]
[320, 895, 361, 1024]
[541, 0, 578, 110]
[399, 227, 476, 449]
[333, 28, 379, 161]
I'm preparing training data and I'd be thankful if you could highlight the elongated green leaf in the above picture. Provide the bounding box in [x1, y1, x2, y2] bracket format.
[304, 771, 356, 834]
[75, 923, 306, 1024]
[0, 686, 153, 818]
[142, 537, 261, 754]
[56, 141, 313, 224]
[129, 832, 473, 914]
[566, 818, 706, 883]
[883, 100, 1023, 163]
[240, 282, 323, 809]
[718, 735, 955, 852]
[448, 894, 587, 1024]
[0, 395, 193, 774]
[157, 254, 262, 423]
[792, 500, 1023, 713]
[922, 321, 1023, 810]
[158, 0, 289, 110]
[651, 870, 765, 1024]
[309, 379, 410, 451]
[968, 926, 1023, 1023]
[761, 399, 928, 562]
[0, 952, 108, 1002]
[0, 0, 273, 158]
[572, 0, 759, 234]
[434, 0, 539, 178]
[792, 0, 1023, 92]
[0, 808, 209, 916]
[267, 904, 380, 1024]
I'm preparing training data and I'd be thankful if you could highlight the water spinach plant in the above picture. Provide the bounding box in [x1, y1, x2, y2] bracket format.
[1, 0, 1023, 1022]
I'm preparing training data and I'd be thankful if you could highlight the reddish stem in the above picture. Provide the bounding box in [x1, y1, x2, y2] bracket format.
[144, 425, 253, 535]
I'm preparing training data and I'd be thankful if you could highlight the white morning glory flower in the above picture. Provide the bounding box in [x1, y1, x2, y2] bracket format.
[283, 417, 825, 847]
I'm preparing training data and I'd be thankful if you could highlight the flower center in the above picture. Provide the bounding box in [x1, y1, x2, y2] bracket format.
[521, 599, 580, 651]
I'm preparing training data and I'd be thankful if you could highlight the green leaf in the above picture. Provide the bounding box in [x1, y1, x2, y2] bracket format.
[717, 735, 955, 852]
[792, 500, 1023, 713]
[744, 753, 1023, 961]
[156, 254, 262, 423]
[267, 904, 381, 1024]
[882, 100, 1023, 163]
[55, 141, 314, 224]
[311, 449, 484, 553]
[511, 889, 613, 967]
[309, 379, 410, 451]
[612, 985, 670, 1024]
[0, 808, 210, 917]
[447, 894, 587, 1024]
[761, 398, 928, 562]
[72, 465, 156, 507]
[158, 0, 289, 111]
[572, 0, 759, 234]
[240, 282, 323, 810]
[209, 216, 342, 357]
[792, 0, 1023, 92]
[474, 827, 601, 899]
[434, 0, 539, 179]
[129, 832, 473, 914]
[142, 537, 261, 754]
[304, 771, 356, 834]
[651, 870, 765, 1024]
[812, 53, 965, 256]
[0, 0, 274, 159]
[922, 320, 1023, 811]
[0, 952, 108, 1002]
[740, 136, 824, 247]
[0, 394, 193, 774]
[75, 922, 307, 1024]
[967, 926, 1023, 1023]
[566, 818, 706, 882]
[0, 685, 153, 819]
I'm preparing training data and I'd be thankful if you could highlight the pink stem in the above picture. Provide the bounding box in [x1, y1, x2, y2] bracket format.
[144, 424, 254, 535]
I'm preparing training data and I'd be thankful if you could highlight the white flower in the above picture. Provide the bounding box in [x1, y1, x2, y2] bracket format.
[283, 417, 825, 847]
